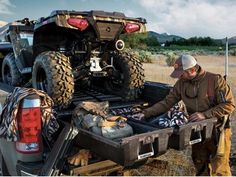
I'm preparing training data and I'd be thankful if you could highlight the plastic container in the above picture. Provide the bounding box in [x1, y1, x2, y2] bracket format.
[75, 120, 173, 167]
[168, 118, 217, 150]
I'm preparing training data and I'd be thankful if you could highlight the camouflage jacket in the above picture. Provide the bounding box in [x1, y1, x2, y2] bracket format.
[0, 87, 59, 141]
[143, 67, 235, 120]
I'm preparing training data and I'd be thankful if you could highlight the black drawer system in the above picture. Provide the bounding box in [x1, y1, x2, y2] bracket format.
[168, 118, 217, 150]
[75, 121, 173, 167]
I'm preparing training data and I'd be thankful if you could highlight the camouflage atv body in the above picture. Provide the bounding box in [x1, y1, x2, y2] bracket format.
[0, 10, 146, 107]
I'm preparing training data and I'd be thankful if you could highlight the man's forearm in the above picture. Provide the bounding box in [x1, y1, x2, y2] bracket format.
[143, 101, 172, 118]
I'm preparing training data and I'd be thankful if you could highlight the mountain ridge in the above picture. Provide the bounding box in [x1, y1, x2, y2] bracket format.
[148, 31, 236, 45]
[148, 31, 184, 44]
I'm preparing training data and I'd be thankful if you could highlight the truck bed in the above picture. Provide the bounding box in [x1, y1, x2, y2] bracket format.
[0, 81, 217, 176]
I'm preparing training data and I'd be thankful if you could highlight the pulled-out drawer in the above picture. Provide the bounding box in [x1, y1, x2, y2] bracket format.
[168, 118, 217, 150]
[75, 121, 173, 167]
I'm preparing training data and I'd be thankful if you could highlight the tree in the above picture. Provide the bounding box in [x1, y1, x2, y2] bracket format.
[121, 33, 143, 48]
[164, 36, 222, 46]
[121, 32, 160, 49]
[145, 36, 160, 46]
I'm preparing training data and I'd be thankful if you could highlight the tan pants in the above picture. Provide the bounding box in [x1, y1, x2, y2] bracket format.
[192, 128, 232, 176]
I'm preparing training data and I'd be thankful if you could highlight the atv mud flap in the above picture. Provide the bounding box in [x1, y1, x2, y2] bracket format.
[75, 121, 173, 167]
[168, 118, 217, 150]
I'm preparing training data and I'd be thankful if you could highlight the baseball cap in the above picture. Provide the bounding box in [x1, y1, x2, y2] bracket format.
[170, 55, 197, 78]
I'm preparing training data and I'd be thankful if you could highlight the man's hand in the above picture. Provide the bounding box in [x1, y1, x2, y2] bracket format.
[131, 107, 142, 114]
[129, 112, 145, 120]
[189, 112, 206, 122]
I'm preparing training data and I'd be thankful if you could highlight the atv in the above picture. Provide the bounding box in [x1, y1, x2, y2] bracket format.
[0, 10, 146, 107]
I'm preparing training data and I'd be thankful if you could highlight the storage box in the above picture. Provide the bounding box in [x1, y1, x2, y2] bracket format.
[168, 118, 217, 150]
[75, 121, 173, 167]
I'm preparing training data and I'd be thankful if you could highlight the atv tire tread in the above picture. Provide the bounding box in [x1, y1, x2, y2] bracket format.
[106, 50, 145, 100]
[2, 53, 22, 86]
[32, 51, 74, 108]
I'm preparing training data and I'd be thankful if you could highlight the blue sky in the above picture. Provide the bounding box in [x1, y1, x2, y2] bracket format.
[0, 0, 236, 39]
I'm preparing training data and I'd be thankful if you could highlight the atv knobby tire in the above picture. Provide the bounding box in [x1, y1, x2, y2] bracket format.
[32, 51, 74, 108]
[105, 50, 145, 100]
[2, 53, 22, 86]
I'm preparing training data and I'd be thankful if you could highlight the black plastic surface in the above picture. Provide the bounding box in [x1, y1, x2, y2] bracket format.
[75, 121, 173, 167]
[168, 118, 217, 150]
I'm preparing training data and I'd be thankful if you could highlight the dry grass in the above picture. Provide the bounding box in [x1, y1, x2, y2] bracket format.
[144, 55, 236, 86]
[130, 148, 196, 176]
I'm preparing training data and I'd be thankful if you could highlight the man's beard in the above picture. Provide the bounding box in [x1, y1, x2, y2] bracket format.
[182, 75, 196, 81]
[187, 75, 196, 80]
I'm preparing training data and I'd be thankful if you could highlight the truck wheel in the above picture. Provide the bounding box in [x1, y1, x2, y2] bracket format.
[105, 51, 145, 100]
[0, 151, 9, 176]
[32, 51, 74, 108]
[2, 53, 22, 86]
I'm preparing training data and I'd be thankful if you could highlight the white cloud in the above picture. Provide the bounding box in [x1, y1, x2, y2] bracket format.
[138, 0, 236, 38]
[124, 9, 136, 18]
[0, 0, 14, 14]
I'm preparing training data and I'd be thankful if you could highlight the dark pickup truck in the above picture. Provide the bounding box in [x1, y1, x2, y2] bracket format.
[0, 10, 218, 176]
[0, 81, 217, 176]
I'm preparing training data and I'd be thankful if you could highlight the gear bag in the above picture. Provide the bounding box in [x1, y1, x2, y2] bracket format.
[72, 101, 133, 140]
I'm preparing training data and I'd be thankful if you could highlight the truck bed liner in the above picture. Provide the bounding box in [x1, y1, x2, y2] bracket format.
[72, 87, 123, 104]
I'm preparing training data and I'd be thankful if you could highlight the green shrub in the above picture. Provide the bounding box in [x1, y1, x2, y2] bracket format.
[138, 50, 153, 63]
[128, 49, 153, 63]
[165, 52, 178, 66]
[229, 49, 236, 56]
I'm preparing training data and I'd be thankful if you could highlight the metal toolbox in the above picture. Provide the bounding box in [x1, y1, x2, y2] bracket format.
[75, 120, 173, 167]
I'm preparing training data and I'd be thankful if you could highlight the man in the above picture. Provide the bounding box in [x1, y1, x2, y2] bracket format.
[139, 55, 235, 176]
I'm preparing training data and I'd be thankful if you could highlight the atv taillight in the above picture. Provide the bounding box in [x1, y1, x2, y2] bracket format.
[16, 96, 42, 154]
[67, 18, 89, 31]
[125, 23, 140, 33]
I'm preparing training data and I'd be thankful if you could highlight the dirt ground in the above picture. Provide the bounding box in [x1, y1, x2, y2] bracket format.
[142, 54, 236, 175]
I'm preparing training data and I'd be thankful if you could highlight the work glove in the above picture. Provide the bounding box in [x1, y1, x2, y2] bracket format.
[68, 149, 91, 166]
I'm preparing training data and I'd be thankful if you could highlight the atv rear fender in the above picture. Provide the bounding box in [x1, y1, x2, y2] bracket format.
[34, 10, 146, 41]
